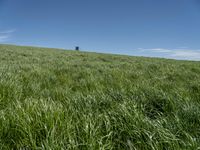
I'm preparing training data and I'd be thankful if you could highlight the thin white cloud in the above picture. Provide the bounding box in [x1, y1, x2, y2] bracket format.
[148, 48, 172, 53]
[0, 29, 15, 42]
[171, 50, 200, 60]
[138, 48, 200, 61]
[0, 29, 16, 34]
[0, 35, 10, 42]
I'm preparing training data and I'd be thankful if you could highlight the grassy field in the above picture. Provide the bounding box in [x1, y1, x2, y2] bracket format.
[0, 44, 200, 149]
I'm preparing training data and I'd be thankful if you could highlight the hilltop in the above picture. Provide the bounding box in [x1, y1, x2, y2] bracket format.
[0, 44, 200, 149]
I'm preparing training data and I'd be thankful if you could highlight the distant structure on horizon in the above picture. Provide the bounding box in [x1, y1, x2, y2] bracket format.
[75, 46, 79, 51]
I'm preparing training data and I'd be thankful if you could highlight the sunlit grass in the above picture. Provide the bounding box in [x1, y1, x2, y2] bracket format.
[0, 44, 200, 149]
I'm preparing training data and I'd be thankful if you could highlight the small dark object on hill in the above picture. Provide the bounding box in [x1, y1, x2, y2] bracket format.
[75, 46, 79, 51]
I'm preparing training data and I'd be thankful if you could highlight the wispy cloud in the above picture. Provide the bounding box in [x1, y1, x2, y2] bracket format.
[171, 50, 200, 60]
[138, 48, 200, 61]
[139, 48, 172, 53]
[0, 35, 10, 42]
[0, 29, 15, 42]
[0, 29, 16, 34]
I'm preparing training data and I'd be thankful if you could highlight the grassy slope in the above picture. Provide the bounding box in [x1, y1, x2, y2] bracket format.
[0, 44, 200, 149]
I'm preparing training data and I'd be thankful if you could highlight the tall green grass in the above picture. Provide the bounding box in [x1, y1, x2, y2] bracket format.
[0, 44, 200, 149]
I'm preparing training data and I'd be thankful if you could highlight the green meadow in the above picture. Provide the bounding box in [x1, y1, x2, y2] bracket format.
[0, 44, 200, 149]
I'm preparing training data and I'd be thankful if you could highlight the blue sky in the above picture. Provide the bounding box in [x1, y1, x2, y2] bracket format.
[0, 0, 200, 60]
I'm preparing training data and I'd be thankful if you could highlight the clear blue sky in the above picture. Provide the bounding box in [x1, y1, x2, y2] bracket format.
[0, 0, 200, 60]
